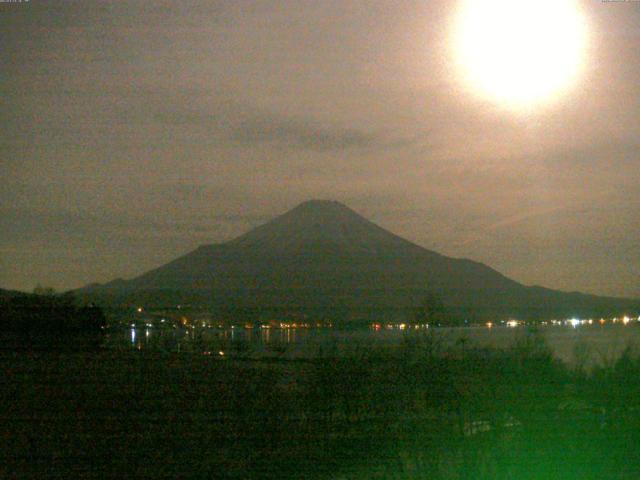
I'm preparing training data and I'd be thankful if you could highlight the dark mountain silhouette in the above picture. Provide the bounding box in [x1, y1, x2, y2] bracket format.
[80, 200, 639, 323]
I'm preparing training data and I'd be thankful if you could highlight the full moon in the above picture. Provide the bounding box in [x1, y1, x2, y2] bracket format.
[453, 0, 588, 108]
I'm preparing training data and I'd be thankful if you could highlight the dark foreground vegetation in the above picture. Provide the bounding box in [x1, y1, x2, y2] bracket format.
[3, 331, 640, 479]
[0, 290, 106, 349]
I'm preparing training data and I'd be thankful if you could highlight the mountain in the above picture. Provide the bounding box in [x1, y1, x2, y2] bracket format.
[80, 200, 639, 323]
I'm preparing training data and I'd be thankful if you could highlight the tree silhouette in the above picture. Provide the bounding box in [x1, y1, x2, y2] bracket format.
[33, 284, 56, 296]
[414, 291, 448, 325]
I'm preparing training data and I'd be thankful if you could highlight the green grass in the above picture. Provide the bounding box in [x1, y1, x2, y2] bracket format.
[3, 332, 640, 479]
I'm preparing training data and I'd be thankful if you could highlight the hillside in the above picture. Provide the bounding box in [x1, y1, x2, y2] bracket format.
[80, 200, 639, 322]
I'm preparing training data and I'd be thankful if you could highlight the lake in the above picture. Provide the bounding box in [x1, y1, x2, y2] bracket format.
[5, 320, 640, 478]
[105, 322, 640, 368]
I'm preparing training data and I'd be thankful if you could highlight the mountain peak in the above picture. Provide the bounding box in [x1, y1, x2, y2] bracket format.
[78, 199, 638, 321]
[293, 199, 348, 209]
[287, 199, 356, 217]
[224, 198, 416, 255]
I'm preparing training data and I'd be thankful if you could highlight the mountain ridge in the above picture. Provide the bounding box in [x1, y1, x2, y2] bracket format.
[80, 200, 639, 322]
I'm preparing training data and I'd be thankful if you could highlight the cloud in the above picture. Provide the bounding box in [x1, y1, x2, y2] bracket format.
[228, 115, 376, 152]
[151, 100, 383, 152]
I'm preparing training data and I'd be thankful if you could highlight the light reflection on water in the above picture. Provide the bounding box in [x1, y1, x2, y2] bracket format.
[104, 322, 640, 367]
[111, 325, 321, 355]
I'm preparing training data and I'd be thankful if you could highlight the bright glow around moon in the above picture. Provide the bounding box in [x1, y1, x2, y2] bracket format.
[454, 0, 588, 108]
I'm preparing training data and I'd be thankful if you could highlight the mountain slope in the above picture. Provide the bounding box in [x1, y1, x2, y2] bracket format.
[81, 200, 639, 322]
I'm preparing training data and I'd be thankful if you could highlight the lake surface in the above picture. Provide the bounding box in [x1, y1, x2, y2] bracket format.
[105, 323, 640, 367]
[6, 321, 640, 479]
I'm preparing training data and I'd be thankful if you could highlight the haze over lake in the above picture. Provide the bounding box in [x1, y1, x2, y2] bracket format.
[109, 322, 640, 368]
[3, 1, 640, 478]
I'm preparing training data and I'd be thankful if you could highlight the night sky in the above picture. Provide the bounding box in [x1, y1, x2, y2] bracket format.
[2, 1, 639, 298]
